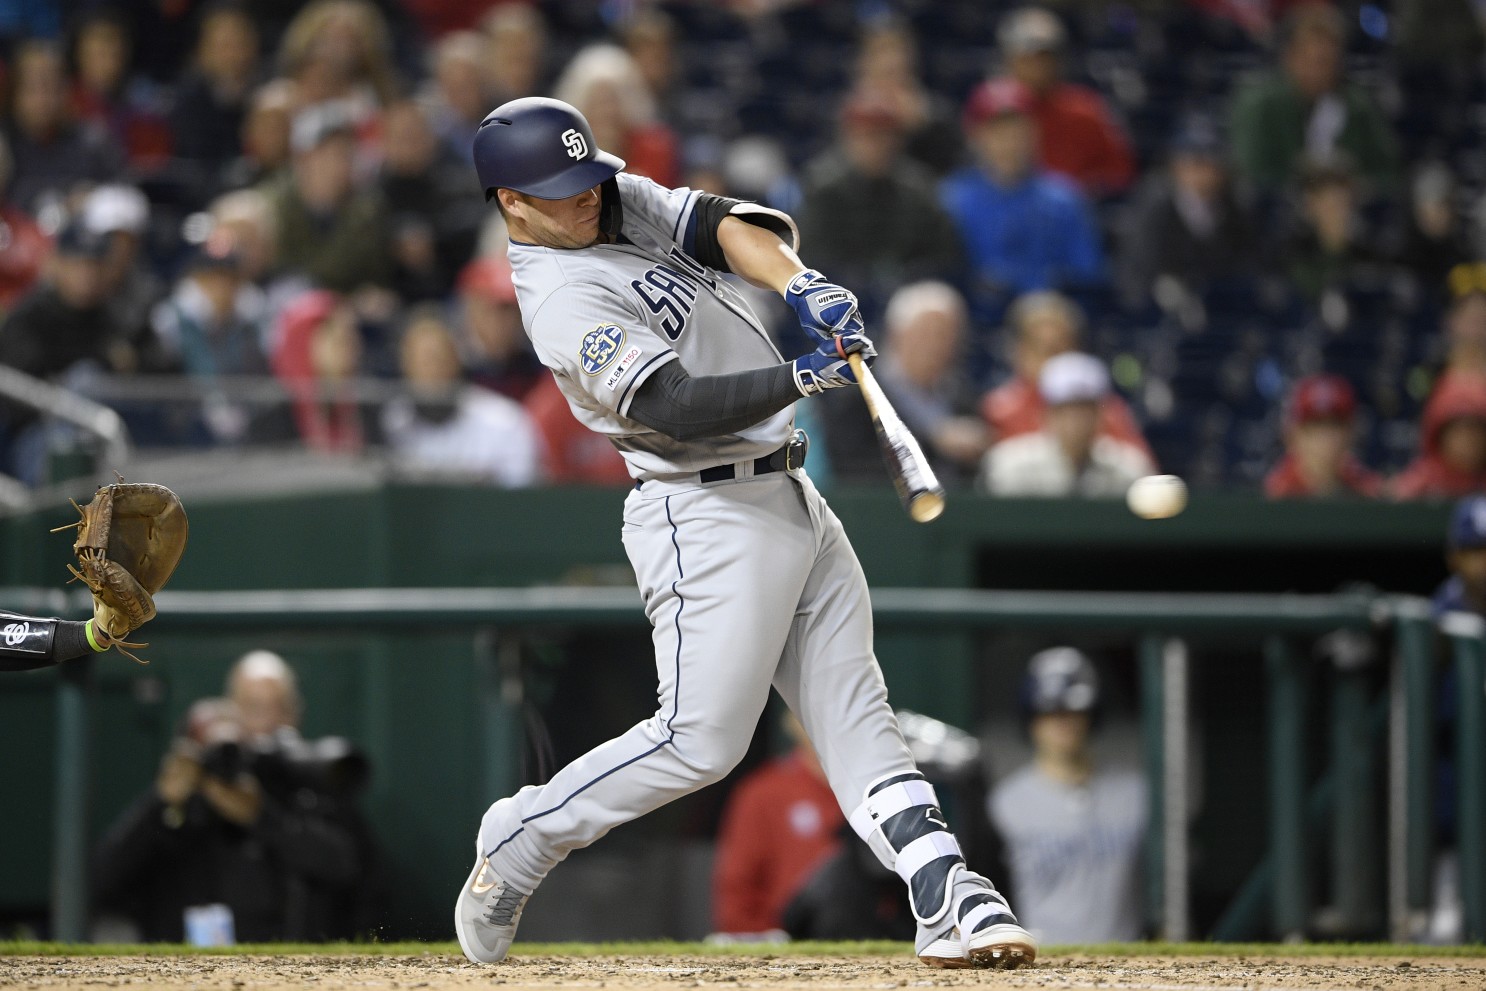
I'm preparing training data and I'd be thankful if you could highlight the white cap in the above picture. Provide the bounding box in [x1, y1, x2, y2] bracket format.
[1039, 351, 1109, 405]
[83, 184, 149, 236]
[999, 7, 1066, 55]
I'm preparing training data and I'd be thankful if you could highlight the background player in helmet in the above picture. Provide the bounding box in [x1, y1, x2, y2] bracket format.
[989, 647, 1148, 943]
[455, 96, 1036, 970]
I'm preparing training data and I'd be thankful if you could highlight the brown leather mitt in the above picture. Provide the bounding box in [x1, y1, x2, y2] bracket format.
[55, 482, 189, 661]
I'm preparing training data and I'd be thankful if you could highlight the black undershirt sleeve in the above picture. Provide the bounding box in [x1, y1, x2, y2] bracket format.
[627, 360, 800, 442]
[690, 194, 744, 273]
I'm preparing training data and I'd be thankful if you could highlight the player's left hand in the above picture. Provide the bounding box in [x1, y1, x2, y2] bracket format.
[784, 269, 864, 344]
[790, 327, 877, 397]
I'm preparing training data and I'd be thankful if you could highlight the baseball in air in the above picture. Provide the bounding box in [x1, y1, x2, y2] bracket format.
[1126, 474, 1188, 520]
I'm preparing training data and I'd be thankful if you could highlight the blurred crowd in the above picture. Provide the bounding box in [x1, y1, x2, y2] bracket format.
[1, 0, 1486, 497]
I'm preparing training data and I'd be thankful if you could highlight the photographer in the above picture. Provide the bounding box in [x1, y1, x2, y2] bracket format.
[92, 652, 376, 942]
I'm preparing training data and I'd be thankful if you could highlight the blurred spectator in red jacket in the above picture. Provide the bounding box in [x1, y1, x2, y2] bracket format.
[456, 255, 545, 401]
[981, 291, 1150, 455]
[270, 290, 372, 453]
[1264, 374, 1382, 498]
[68, 7, 173, 172]
[711, 712, 843, 936]
[522, 375, 632, 486]
[1394, 373, 1486, 500]
[992, 7, 1135, 198]
[0, 132, 52, 314]
[553, 44, 679, 188]
[2, 40, 122, 216]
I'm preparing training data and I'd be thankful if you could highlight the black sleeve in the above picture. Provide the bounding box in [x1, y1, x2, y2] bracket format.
[0, 611, 95, 671]
[691, 194, 745, 272]
[627, 360, 800, 442]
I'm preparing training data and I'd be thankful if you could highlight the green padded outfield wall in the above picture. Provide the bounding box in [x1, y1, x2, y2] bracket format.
[0, 484, 1454, 937]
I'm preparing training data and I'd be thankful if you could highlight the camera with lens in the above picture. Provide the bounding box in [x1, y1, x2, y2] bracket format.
[248, 731, 371, 798]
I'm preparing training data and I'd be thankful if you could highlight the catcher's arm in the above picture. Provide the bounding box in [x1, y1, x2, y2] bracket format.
[0, 609, 110, 671]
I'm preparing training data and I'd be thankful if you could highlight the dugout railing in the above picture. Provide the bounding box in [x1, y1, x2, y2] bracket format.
[15, 585, 1483, 945]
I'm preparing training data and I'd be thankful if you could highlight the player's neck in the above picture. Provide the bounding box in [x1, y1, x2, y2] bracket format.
[1036, 750, 1093, 787]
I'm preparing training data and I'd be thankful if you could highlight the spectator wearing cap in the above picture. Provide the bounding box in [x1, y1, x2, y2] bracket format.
[83, 184, 164, 349]
[992, 7, 1135, 198]
[1434, 495, 1486, 617]
[455, 256, 544, 401]
[377, 99, 484, 302]
[150, 235, 270, 443]
[822, 281, 987, 489]
[0, 220, 132, 481]
[1263, 374, 1382, 498]
[381, 307, 542, 487]
[1228, 2, 1398, 196]
[1393, 372, 1486, 500]
[1282, 158, 1388, 301]
[981, 291, 1151, 454]
[941, 77, 1105, 302]
[980, 352, 1154, 497]
[171, 3, 264, 208]
[796, 90, 963, 327]
[1, 40, 123, 215]
[262, 104, 392, 294]
[1119, 117, 1257, 304]
[988, 647, 1146, 943]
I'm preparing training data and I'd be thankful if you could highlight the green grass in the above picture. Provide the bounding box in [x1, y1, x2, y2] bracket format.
[0, 940, 1483, 958]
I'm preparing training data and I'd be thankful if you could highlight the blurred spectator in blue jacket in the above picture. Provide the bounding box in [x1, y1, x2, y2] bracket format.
[1228, 2, 1398, 197]
[941, 78, 1104, 301]
[797, 91, 962, 323]
[1120, 117, 1257, 305]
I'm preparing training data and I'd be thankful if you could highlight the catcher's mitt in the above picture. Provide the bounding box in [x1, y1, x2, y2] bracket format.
[54, 482, 189, 662]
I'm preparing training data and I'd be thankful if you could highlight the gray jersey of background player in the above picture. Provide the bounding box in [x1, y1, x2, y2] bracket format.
[0, 610, 111, 671]
[455, 96, 1036, 972]
[989, 647, 1147, 944]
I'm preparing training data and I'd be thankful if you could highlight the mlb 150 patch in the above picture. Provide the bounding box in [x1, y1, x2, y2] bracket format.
[580, 324, 626, 375]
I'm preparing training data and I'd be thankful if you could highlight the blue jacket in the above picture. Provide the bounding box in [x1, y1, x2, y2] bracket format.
[940, 167, 1105, 293]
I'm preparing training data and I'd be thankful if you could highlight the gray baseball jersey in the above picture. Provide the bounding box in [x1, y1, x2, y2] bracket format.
[509, 172, 794, 479]
[989, 765, 1147, 942]
[475, 173, 1020, 960]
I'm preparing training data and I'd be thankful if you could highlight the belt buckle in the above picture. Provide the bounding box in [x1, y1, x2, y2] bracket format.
[784, 428, 809, 471]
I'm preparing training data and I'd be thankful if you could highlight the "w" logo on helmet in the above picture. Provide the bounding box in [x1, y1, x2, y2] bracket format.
[561, 128, 588, 160]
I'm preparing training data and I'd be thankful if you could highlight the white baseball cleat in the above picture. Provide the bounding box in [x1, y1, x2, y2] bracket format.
[964, 920, 1037, 969]
[454, 851, 531, 964]
[915, 868, 1037, 970]
[916, 922, 968, 969]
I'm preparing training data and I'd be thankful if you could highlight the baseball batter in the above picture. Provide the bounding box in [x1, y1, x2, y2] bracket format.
[454, 97, 1035, 970]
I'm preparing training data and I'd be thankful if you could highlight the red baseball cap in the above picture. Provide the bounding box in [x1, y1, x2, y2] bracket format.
[1289, 374, 1357, 426]
[963, 78, 1034, 128]
[457, 255, 517, 304]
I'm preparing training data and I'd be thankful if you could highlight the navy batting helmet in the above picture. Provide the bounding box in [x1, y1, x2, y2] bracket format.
[472, 97, 625, 201]
[1019, 646, 1099, 716]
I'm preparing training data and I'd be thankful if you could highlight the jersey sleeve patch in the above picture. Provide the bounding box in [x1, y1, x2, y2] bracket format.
[603, 344, 644, 389]
[579, 324, 626, 375]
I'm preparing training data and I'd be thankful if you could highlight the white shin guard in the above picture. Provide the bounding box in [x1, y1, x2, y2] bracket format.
[848, 771, 965, 926]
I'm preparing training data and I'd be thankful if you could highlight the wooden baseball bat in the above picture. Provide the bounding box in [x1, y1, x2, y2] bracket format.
[847, 351, 946, 523]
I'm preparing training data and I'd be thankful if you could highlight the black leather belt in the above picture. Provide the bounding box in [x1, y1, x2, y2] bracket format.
[698, 429, 809, 484]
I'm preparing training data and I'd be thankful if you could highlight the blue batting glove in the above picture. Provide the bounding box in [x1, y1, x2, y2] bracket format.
[791, 328, 878, 397]
[784, 269, 864, 344]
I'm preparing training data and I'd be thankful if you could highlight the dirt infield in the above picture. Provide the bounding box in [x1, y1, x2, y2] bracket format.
[2, 951, 1484, 991]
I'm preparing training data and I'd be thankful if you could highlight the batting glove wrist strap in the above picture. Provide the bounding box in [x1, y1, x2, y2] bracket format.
[784, 269, 863, 344]
[791, 329, 877, 397]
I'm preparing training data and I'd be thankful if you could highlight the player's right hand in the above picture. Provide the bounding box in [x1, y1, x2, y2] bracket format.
[784, 269, 864, 344]
[790, 328, 877, 397]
